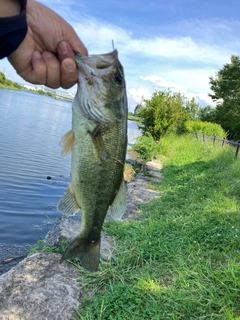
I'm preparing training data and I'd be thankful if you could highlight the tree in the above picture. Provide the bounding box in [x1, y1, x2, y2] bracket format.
[132, 133, 160, 172]
[198, 105, 216, 123]
[138, 90, 187, 141]
[185, 97, 200, 120]
[0, 71, 6, 84]
[13, 82, 21, 89]
[5, 79, 12, 86]
[209, 55, 240, 139]
[134, 104, 144, 117]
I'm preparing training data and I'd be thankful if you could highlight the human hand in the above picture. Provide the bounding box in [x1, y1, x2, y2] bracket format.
[8, 0, 87, 89]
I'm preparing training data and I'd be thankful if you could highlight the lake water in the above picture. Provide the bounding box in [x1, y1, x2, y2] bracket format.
[0, 89, 140, 247]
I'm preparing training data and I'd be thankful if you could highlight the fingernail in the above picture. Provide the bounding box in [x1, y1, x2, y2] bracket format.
[58, 41, 69, 54]
[65, 60, 75, 72]
[34, 51, 42, 59]
[44, 51, 54, 58]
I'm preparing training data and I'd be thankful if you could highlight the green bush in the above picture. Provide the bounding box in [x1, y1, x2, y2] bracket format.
[138, 90, 188, 141]
[132, 133, 160, 164]
[183, 120, 226, 138]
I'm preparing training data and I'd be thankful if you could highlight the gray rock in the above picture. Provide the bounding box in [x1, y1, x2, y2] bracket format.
[0, 159, 163, 320]
[127, 174, 161, 205]
[123, 160, 162, 220]
[0, 253, 81, 320]
[123, 175, 161, 220]
[45, 216, 80, 247]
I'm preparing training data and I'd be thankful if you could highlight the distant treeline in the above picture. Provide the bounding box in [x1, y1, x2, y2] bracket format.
[0, 71, 21, 90]
[0, 71, 57, 99]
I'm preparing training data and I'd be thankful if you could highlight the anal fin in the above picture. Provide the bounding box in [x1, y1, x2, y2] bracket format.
[57, 185, 80, 215]
[109, 179, 126, 220]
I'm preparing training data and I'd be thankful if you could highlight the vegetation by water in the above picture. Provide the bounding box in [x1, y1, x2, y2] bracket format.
[0, 71, 22, 91]
[20, 52, 240, 318]
[72, 133, 240, 320]
[127, 113, 140, 122]
[0, 71, 63, 100]
[24, 52, 240, 318]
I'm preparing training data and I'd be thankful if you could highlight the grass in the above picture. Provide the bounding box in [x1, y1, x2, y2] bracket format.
[73, 133, 240, 319]
[27, 133, 239, 319]
[124, 163, 137, 182]
[27, 239, 70, 256]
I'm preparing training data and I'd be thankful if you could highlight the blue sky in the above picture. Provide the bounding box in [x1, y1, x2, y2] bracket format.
[1, 0, 240, 111]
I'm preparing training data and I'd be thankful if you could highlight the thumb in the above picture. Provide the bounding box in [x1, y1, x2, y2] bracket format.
[57, 40, 87, 64]
[61, 25, 88, 57]
[58, 41, 75, 62]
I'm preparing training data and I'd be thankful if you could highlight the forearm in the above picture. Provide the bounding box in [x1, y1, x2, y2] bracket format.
[0, 0, 27, 59]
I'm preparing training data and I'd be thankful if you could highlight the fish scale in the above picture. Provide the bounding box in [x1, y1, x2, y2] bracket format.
[57, 50, 128, 272]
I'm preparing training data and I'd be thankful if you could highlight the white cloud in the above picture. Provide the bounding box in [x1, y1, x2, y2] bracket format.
[3, 2, 236, 113]
[190, 92, 216, 106]
[128, 87, 152, 101]
[73, 18, 233, 66]
[128, 37, 226, 63]
[71, 17, 232, 106]
[158, 68, 217, 94]
[127, 87, 152, 111]
[140, 75, 188, 93]
[72, 19, 132, 54]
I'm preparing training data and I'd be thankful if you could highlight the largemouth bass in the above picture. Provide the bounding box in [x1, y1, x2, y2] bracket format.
[57, 49, 128, 272]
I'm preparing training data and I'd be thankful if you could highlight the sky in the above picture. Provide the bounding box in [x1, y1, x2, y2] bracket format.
[1, 0, 240, 112]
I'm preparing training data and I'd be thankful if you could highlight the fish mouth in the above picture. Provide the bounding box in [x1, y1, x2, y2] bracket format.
[74, 50, 124, 124]
[74, 50, 118, 72]
[74, 53, 96, 79]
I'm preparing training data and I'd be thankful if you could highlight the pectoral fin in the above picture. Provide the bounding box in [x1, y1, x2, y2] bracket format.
[57, 185, 80, 215]
[109, 179, 126, 220]
[60, 130, 75, 156]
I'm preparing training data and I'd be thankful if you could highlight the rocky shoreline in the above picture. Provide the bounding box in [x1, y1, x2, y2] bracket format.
[0, 160, 162, 320]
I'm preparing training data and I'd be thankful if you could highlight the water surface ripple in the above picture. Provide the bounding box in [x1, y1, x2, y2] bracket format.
[0, 89, 140, 246]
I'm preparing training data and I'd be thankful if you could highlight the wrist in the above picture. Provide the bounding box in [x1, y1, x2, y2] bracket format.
[0, 0, 21, 17]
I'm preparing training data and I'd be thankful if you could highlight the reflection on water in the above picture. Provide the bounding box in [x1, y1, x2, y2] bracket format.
[128, 120, 141, 147]
[0, 90, 140, 246]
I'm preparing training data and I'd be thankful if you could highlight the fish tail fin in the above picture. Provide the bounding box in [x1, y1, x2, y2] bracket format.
[60, 238, 100, 272]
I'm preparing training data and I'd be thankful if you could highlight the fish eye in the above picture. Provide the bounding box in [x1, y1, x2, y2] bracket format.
[114, 72, 123, 85]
